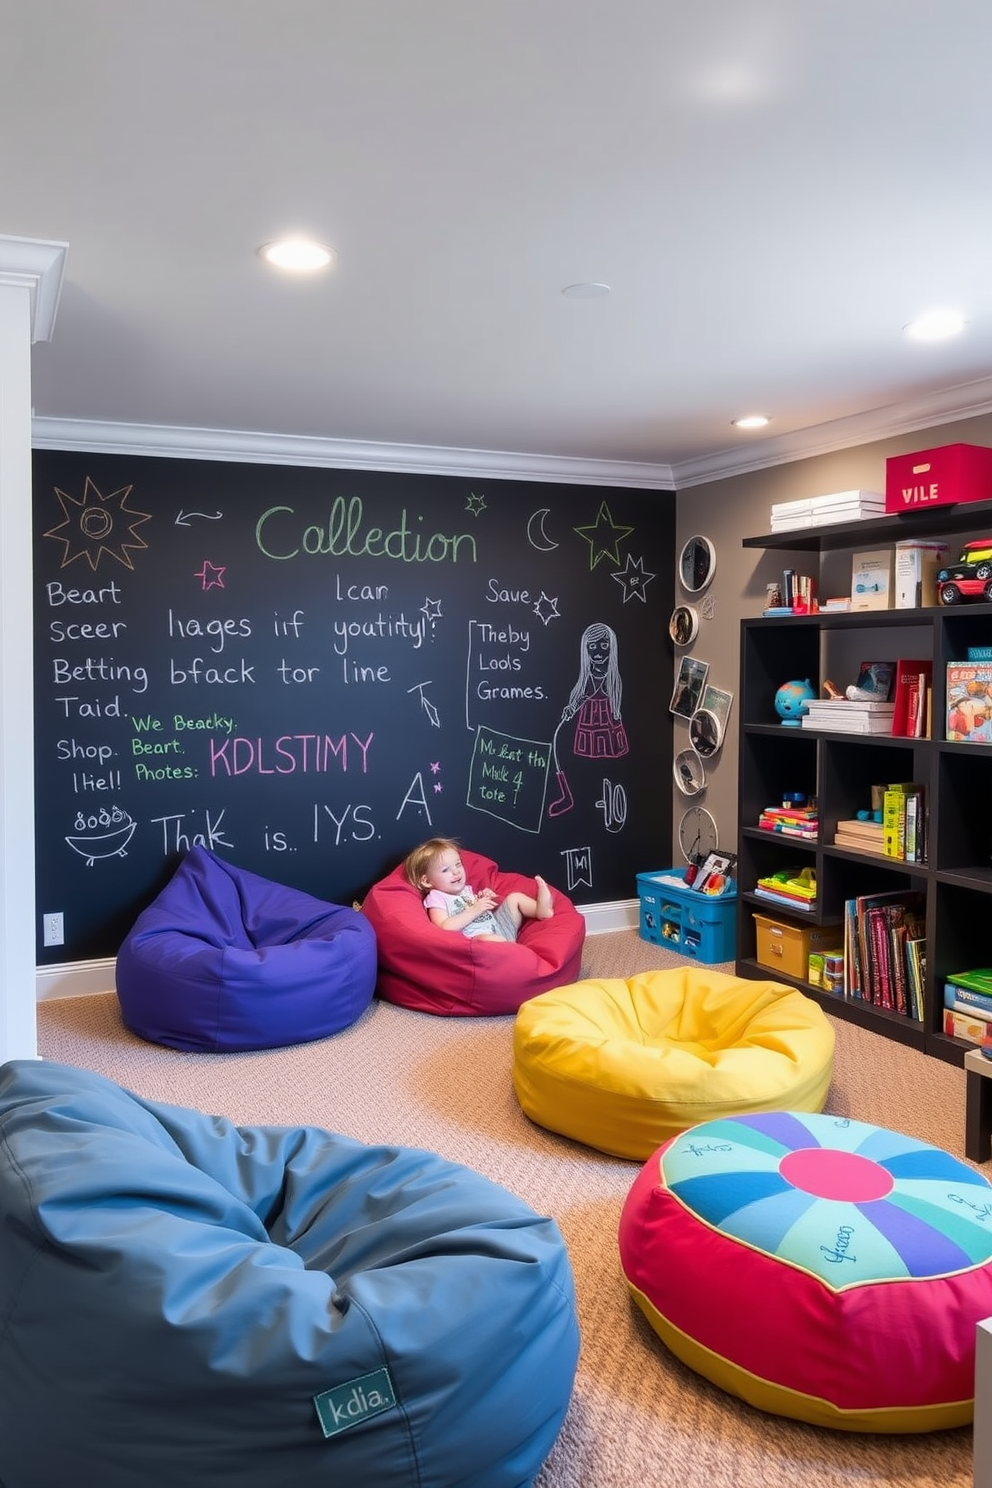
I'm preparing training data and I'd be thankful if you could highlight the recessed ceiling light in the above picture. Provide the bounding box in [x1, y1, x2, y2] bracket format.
[258, 238, 336, 273]
[561, 282, 611, 299]
[904, 309, 965, 341]
[733, 415, 770, 430]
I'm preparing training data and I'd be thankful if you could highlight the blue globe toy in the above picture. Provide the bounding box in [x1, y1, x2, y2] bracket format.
[774, 678, 816, 727]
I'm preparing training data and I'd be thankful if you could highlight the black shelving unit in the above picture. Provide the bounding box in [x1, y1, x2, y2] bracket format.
[737, 500, 992, 1067]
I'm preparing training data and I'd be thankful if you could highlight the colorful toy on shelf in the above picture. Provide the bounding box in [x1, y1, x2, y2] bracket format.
[774, 679, 816, 727]
[936, 539, 992, 605]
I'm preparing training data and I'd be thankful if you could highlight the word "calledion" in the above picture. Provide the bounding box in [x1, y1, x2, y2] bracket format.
[256, 498, 478, 564]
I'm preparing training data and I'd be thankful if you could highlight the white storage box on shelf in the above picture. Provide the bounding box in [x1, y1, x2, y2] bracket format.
[769, 490, 885, 533]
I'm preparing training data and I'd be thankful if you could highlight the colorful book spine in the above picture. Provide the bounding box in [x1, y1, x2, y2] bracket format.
[945, 982, 992, 1014]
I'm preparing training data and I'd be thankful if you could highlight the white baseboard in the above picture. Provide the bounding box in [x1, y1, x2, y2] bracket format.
[34, 901, 640, 1000]
[577, 899, 640, 935]
[36, 958, 117, 1001]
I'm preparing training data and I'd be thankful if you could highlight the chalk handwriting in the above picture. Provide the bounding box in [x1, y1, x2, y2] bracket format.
[210, 732, 374, 777]
[331, 613, 425, 654]
[168, 610, 251, 653]
[255, 499, 478, 564]
[53, 658, 148, 692]
[312, 803, 377, 844]
[396, 772, 433, 824]
[151, 810, 233, 855]
[466, 726, 549, 833]
[46, 580, 123, 607]
[170, 658, 255, 684]
[274, 609, 305, 636]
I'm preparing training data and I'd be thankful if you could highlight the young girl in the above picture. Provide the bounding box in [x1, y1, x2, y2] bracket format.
[404, 838, 553, 942]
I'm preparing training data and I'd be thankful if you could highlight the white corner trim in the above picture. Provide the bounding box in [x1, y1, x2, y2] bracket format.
[0, 236, 68, 343]
[31, 417, 678, 490]
[578, 899, 640, 934]
[671, 373, 992, 488]
[36, 958, 116, 1001]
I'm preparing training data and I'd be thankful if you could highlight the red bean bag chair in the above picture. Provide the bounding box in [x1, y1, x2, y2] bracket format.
[362, 850, 585, 1015]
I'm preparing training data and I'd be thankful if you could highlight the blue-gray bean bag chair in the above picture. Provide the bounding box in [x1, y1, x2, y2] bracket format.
[0, 1060, 579, 1488]
[115, 845, 377, 1051]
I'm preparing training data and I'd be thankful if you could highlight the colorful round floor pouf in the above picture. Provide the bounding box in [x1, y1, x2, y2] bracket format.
[619, 1110, 992, 1432]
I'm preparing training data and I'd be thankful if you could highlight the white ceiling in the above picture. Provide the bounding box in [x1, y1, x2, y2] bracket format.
[5, 0, 992, 487]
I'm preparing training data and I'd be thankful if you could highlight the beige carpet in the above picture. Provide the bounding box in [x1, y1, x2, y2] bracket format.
[36, 931, 977, 1488]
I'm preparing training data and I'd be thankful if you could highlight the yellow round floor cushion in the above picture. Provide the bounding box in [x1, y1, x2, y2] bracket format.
[513, 968, 835, 1160]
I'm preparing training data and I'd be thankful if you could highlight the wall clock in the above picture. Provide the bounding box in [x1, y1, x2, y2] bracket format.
[678, 534, 717, 594]
[678, 805, 718, 865]
[673, 748, 706, 797]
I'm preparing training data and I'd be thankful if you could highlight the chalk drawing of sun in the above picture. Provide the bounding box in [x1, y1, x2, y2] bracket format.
[44, 477, 152, 571]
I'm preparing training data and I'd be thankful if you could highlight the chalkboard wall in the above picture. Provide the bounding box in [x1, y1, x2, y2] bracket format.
[32, 450, 674, 963]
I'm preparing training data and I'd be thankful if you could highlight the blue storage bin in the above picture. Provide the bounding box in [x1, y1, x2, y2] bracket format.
[636, 868, 737, 964]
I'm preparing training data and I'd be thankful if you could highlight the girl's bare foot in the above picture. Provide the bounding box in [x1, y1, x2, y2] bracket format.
[535, 875, 553, 919]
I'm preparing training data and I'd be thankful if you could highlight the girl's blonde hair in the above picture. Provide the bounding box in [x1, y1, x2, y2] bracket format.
[403, 836, 460, 889]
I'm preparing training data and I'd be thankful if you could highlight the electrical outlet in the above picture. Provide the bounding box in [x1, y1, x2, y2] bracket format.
[43, 911, 64, 947]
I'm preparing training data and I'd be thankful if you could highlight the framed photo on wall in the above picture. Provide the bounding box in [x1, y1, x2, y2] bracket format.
[670, 655, 709, 720]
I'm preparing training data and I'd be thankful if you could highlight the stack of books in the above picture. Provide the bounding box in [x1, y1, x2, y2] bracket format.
[844, 889, 926, 1017]
[769, 490, 886, 533]
[755, 866, 817, 911]
[943, 969, 992, 1046]
[801, 698, 895, 734]
[881, 782, 926, 863]
[757, 804, 818, 840]
[890, 659, 931, 738]
[833, 817, 885, 856]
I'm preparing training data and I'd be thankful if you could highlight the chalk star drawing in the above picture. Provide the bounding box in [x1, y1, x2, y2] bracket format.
[408, 681, 441, 728]
[465, 491, 487, 516]
[433, 782, 443, 793]
[44, 478, 151, 572]
[421, 597, 443, 624]
[195, 560, 227, 591]
[611, 553, 656, 603]
[533, 591, 561, 625]
[430, 761, 442, 774]
[574, 502, 634, 570]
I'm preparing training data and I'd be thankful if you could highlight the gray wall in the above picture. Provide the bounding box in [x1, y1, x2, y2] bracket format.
[672, 410, 992, 865]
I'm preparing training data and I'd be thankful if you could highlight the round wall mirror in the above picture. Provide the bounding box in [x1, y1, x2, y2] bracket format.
[673, 748, 706, 796]
[668, 604, 699, 647]
[678, 534, 717, 594]
[688, 705, 723, 758]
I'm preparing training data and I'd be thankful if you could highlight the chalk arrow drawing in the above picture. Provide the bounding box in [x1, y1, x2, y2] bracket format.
[175, 510, 223, 526]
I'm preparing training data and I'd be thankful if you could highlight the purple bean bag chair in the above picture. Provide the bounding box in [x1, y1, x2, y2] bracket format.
[115, 846, 377, 1052]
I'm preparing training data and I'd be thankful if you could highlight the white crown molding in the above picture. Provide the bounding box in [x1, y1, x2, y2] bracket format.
[34, 372, 992, 493]
[0, 235, 68, 343]
[671, 374, 992, 488]
[31, 416, 678, 490]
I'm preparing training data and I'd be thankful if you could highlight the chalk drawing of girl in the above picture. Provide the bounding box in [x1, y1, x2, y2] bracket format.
[548, 622, 628, 816]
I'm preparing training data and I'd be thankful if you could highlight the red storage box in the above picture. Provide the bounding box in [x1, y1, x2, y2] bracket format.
[885, 443, 992, 514]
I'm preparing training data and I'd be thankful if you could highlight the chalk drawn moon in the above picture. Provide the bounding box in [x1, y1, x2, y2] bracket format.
[527, 508, 559, 551]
